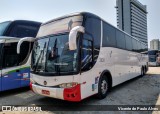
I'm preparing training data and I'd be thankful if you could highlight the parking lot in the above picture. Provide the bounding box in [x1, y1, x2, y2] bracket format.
[0, 67, 160, 114]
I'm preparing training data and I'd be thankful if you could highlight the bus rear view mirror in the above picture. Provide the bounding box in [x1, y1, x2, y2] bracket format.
[69, 26, 85, 50]
[17, 37, 35, 54]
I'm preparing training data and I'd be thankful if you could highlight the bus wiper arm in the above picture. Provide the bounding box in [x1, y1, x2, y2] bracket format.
[34, 50, 43, 72]
[34, 43, 47, 72]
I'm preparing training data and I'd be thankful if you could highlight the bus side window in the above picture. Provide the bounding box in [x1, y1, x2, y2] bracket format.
[9, 24, 39, 38]
[132, 39, 138, 52]
[102, 22, 116, 47]
[19, 42, 32, 65]
[2, 43, 19, 68]
[84, 17, 101, 63]
[116, 30, 125, 49]
[125, 35, 132, 51]
[81, 38, 93, 71]
[2, 42, 31, 68]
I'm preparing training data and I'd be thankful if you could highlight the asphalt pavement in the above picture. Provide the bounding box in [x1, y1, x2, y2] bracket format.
[0, 67, 160, 114]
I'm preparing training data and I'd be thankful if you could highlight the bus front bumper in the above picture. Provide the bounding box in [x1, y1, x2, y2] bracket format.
[148, 62, 157, 66]
[31, 83, 81, 102]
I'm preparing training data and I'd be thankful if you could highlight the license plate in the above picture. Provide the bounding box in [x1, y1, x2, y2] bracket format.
[42, 90, 50, 95]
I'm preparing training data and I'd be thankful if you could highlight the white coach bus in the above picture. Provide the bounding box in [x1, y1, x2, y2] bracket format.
[17, 12, 148, 102]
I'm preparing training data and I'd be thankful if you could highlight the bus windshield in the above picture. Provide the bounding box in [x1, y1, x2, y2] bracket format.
[148, 50, 158, 62]
[32, 34, 78, 75]
[0, 21, 11, 36]
[148, 50, 158, 55]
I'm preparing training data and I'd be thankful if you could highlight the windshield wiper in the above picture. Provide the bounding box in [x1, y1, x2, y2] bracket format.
[52, 38, 61, 75]
[34, 42, 47, 72]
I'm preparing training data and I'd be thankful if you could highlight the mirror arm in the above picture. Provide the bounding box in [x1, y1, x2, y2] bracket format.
[17, 37, 35, 54]
[69, 26, 85, 50]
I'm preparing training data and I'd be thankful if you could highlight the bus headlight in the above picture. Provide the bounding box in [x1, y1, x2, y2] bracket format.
[59, 82, 78, 88]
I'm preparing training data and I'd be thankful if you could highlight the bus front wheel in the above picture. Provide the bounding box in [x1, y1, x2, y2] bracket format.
[96, 75, 109, 99]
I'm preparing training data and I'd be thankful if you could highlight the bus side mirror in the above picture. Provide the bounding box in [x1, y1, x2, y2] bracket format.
[17, 37, 35, 54]
[69, 26, 85, 50]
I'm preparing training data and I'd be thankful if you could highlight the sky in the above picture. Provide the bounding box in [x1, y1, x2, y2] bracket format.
[0, 0, 160, 46]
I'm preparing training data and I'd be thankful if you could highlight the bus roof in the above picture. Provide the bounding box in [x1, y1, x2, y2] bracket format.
[42, 12, 99, 26]
[41, 12, 147, 46]
[0, 20, 41, 26]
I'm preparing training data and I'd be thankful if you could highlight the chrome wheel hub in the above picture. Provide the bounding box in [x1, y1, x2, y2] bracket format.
[101, 80, 108, 94]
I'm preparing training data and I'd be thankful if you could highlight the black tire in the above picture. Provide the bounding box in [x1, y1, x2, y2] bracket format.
[144, 66, 147, 74]
[141, 67, 144, 76]
[96, 75, 109, 99]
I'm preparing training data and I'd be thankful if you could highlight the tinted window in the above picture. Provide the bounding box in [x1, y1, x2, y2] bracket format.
[140, 43, 148, 53]
[19, 42, 32, 65]
[0, 21, 11, 36]
[84, 17, 101, 63]
[81, 39, 93, 71]
[103, 22, 116, 47]
[2, 42, 31, 68]
[44, 35, 78, 73]
[148, 50, 158, 55]
[137, 42, 141, 52]
[125, 35, 132, 51]
[85, 17, 101, 48]
[3, 43, 19, 68]
[140, 43, 144, 52]
[144, 45, 148, 51]
[132, 39, 138, 52]
[116, 30, 125, 49]
[9, 24, 39, 38]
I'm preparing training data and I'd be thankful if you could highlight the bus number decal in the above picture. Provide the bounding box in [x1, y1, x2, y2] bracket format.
[23, 73, 29, 78]
[92, 77, 99, 91]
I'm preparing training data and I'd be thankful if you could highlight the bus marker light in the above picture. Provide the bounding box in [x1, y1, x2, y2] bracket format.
[30, 82, 33, 91]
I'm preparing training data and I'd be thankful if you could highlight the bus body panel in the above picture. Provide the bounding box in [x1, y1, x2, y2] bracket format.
[1, 65, 30, 91]
[31, 74, 74, 87]
[148, 62, 157, 66]
[20, 67, 30, 87]
[32, 84, 64, 100]
[1, 67, 21, 91]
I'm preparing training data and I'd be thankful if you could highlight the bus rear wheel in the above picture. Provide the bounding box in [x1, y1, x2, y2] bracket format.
[141, 67, 145, 76]
[96, 75, 109, 99]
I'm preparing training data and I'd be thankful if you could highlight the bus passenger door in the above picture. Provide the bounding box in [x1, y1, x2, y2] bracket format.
[20, 67, 30, 87]
[1, 41, 21, 91]
[81, 38, 93, 72]
[80, 36, 95, 97]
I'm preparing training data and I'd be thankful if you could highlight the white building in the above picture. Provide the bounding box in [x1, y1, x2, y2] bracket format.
[116, 0, 148, 45]
[150, 39, 160, 50]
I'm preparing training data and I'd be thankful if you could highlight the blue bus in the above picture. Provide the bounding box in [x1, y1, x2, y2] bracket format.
[0, 20, 41, 91]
